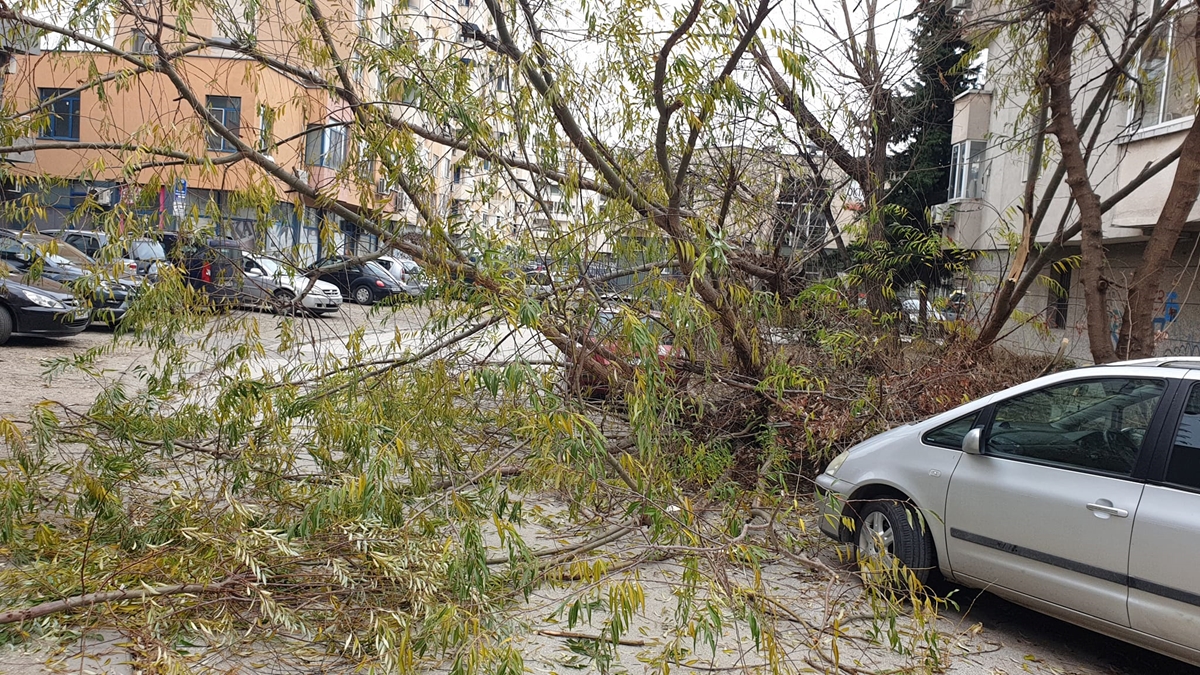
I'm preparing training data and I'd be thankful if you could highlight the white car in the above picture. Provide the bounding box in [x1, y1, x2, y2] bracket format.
[900, 297, 947, 323]
[816, 357, 1200, 666]
[375, 255, 429, 296]
[242, 253, 343, 315]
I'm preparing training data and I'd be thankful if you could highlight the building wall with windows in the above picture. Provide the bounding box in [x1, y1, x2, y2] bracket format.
[0, 0, 522, 262]
[938, 0, 1200, 362]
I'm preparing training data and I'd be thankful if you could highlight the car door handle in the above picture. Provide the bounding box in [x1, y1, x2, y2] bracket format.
[1086, 502, 1129, 518]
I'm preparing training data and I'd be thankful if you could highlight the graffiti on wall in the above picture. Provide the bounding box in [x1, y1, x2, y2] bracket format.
[1108, 291, 1182, 348]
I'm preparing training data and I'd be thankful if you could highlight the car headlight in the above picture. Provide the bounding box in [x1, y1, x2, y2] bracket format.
[19, 288, 66, 309]
[824, 450, 851, 477]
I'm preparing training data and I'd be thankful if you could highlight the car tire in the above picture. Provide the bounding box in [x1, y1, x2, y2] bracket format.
[273, 289, 297, 316]
[854, 499, 935, 585]
[0, 305, 11, 345]
[353, 285, 374, 305]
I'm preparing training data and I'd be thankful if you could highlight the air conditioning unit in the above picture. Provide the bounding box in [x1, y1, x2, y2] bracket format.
[294, 168, 310, 183]
[94, 187, 117, 206]
[931, 202, 956, 224]
[948, 0, 970, 12]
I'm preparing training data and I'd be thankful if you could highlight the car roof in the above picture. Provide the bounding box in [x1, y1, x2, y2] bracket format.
[1097, 357, 1200, 370]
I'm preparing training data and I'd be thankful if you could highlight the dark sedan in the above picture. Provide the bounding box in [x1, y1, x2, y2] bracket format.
[309, 256, 403, 305]
[0, 231, 137, 325]
[0, 265, 90, 344]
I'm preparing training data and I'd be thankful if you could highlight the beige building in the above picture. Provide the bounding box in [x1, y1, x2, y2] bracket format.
[939, 0, 1200, 360]
[1, 0, 517, 263]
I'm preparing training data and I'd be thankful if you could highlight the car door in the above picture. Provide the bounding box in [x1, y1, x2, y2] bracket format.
[945, 375, 1170, 627]
[239, 254, 273, 304]
[1128, 378, 1200, 651]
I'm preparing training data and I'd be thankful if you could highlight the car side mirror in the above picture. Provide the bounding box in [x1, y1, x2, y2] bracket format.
[962, 427, 982, 455]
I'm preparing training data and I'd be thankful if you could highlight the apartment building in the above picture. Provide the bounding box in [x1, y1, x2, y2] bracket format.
[0, 0, 518, 263]
[939, 0, 1200, 360]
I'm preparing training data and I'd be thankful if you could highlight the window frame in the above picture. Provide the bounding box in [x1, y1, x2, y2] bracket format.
[947, 139, 986, 202]
[205, 95, 242, 153]
[38, 88, 81, 141]
[305, 122, 349, 169]
[1131, 6, 1198, 131]
[980, 376, 1173, 480]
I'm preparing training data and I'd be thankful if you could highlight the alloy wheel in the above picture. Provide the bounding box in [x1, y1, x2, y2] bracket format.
[859, 510, 895, 560]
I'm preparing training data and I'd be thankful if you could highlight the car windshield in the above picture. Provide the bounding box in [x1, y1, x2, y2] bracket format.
[254, 256, 283, 277]
[21, 234, 92, 265]
[22, 241, 73, 267]
[130, 240, 166, 260]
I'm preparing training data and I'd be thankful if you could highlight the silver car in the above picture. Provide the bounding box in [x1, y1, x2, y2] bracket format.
[816, 357, 1200, 666]
[241, 253, 343, 315]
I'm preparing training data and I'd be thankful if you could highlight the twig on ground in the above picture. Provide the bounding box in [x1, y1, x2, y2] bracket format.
[535, 629, 646, 646]
[0, 577, 242, 625]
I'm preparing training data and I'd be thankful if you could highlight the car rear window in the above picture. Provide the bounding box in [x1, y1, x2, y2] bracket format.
[130, 240, 166, 260]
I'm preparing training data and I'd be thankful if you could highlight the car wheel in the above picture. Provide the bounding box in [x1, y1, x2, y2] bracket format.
[353, 285, 374, 305]
[855, 499, 935, 585]
[0, 305, 11, 345]
[273, 289, 297, 315]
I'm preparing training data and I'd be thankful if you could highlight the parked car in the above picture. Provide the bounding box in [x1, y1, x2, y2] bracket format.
[241, 253, 343, 315]
[815, 357, 1200, 667]
[900, 297, 948, 324]
[0, 230, 137, 324]
[180, 238, 245, 306]
[309, 255, 403, 305]
[565, 306, 686, 397]
[0, 263, 91, 344]
[375, 255, 429, 296]
[44, 229, 168, 278]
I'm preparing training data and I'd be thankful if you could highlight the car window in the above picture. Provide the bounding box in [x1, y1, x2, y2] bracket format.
[923, 412, 978, 449]
[1165, 383, 1200, 491]
[130, 240, 166, 260]
[985, 377, 1165, 476]
[0, 238, 29, 263]
[64, 234, 98, 257]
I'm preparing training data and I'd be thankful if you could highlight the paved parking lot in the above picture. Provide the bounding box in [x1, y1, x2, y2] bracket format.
[1, 305, 1198, 674]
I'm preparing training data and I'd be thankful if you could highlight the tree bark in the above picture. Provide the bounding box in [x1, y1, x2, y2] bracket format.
[1045, 1, 1117, 363]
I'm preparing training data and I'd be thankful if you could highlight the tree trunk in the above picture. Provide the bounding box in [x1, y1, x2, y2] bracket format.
[1045, 3, 1117, 363]
[1115, 21, 1200, 359]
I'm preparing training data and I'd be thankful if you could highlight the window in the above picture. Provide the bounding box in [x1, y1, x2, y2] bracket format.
[459, 0, 470, 6]
[986, 378, 1165, 476]
[305, 123, 348, 169]
[1048, 264, 1071, 329]
[1136, 8, 1197, 128]
[216, 0, 256, 40]
[453, 166, 463, 183]
[948, 140, 986, 201]
[923, 413, 979, 449]
[495, 73, 509, 92]
[206, 96, 241, 152]
[38, 89, 80, 141]
[257, 104, 274, 154]
[1166, 384, 1200, 490]
[131, 31, 152, 54]
[401, 80, 419, 105]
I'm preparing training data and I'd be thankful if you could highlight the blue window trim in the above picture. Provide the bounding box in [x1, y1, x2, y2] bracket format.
[38, 88, 81, 141]
[206, 95, 241, 153]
